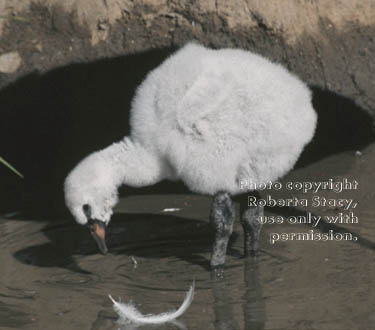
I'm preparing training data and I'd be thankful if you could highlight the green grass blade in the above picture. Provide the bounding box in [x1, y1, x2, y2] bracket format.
[0, 157, 24, 178]
[0, 15, 30, 22]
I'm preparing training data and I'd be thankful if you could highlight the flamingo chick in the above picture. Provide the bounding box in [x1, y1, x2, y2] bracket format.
[64, 42, 317, 267]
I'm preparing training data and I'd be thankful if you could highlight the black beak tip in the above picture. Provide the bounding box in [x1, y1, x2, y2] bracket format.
[99, 244, 108, 255]
[88, 219, 108, 255]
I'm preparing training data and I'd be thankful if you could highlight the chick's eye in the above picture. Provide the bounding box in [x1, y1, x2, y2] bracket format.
[83, 204, 92, 218]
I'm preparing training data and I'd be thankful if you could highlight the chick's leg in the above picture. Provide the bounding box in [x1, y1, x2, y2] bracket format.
[210, 191, 235, 268]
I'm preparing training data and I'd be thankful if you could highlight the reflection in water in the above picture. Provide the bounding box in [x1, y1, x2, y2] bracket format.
[243, 259, 266, 330]
[91, 309, 188, 330]
[211, 258, 265, 330]
[211, 273, 240, 330]
[118, 320, 188, 330]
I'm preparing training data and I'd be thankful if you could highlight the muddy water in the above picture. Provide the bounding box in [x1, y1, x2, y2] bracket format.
[0, 145, 374, 330]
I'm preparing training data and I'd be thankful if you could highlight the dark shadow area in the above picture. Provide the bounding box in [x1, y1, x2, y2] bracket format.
[296, 86, 374, 168]
[210, 258, 265, 330]
[12, 203, 373, 279]
[0, 46, 187, 217]
[13, 213, 238, 273]
[0, 48, 373, 220]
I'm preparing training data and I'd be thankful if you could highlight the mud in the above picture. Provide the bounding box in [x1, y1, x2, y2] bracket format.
[0, 143, 374, 330]
[1, 2, 375, 117]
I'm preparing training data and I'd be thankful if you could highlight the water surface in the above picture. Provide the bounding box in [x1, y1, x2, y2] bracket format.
[0, 145, 374, 330]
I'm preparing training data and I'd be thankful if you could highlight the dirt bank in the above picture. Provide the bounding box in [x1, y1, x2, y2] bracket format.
[0, 0, 375, 116]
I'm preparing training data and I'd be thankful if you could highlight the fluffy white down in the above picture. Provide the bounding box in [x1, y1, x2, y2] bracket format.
[64, 42, 317, 224]
[130, 42, 317, 194]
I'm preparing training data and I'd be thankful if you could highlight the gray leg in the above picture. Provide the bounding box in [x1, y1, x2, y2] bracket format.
[240, 193, 264, 256]
[210, 191, 235, 268]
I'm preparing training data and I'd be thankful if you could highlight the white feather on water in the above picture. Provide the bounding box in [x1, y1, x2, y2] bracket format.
[162, 208, 181, 212]
[108, 281, 195, 325]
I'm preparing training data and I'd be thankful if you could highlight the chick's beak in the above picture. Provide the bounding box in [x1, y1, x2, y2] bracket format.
[89, 220, 108, 255]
